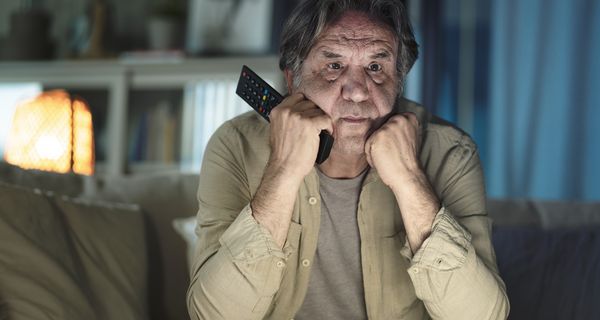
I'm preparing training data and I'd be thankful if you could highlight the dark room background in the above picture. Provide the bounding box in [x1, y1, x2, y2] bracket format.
[1, 0, 598, 200]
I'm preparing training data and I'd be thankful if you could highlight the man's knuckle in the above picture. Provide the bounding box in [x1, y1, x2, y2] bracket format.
[291, 111, 305, 121]
[272, 107, 285, 117]
[389, 116, 404, 125]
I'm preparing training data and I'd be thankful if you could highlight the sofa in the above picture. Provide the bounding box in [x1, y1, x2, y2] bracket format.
[0, 161, 599, 320]
[0, 162, 198, 320]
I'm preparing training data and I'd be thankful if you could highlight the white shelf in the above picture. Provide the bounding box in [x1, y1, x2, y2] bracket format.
[0, 56, 282, 177]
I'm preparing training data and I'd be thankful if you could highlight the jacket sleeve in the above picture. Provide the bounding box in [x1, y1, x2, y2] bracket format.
[404, 133, 510, 319]
[186, 122, 290, 320]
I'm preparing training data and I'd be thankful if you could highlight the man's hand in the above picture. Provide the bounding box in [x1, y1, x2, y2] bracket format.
[251, 93, 332, 248]
[364, 113, 422, 188]
[365, 113, 440, 253]
[267, 93, 333, 182]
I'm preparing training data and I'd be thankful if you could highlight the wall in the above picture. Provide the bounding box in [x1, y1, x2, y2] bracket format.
[0, 0, 151, 59]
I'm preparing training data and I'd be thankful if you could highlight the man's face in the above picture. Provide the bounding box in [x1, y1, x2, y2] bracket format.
[293, 11, 400, 155]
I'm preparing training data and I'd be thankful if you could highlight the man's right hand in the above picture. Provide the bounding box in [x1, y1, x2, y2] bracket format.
[251, 93, 332, 248]
[267, 92, 333, 183]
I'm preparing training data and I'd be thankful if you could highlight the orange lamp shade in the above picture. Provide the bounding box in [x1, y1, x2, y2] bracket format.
[3, 90, 95, 175]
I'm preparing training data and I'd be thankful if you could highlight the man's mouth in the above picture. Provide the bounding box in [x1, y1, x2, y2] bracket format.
[341, 117, 368, 124]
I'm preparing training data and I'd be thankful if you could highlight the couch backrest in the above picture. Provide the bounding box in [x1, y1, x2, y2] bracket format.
[487, 198, 600, 228]
[0, 161, 84, 196]
[0, 162, 199, 320]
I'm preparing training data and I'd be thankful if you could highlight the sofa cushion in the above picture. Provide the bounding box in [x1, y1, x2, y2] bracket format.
[493, 226, 600, 320]
[96, 172, 199, 320]
[0, 182, 148, 320]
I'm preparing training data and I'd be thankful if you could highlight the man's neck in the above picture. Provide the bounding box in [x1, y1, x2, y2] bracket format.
[317, 151, 369, 179]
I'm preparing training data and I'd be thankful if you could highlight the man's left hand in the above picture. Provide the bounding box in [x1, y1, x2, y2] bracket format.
[365, 112, 440, 253]
[364, 112, 422, 190]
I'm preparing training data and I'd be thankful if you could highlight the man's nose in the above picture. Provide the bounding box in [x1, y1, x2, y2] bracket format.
[341, 67, 369, 103]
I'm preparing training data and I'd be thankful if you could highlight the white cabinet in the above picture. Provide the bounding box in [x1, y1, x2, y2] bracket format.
[0, 56, 282, 176]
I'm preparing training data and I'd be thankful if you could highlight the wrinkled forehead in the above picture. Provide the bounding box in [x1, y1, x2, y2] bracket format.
[316, 10, 398, 52]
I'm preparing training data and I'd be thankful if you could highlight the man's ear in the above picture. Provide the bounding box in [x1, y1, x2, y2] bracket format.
[284, 69, 294, 93]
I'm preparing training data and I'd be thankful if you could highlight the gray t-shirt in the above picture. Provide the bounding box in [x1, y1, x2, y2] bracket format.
[295, 168, 368, 320]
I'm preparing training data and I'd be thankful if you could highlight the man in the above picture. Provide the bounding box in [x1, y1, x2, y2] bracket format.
[187, 0, 509, 319]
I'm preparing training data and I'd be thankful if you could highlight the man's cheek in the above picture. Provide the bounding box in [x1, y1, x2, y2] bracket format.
[371, 75, 399, 103]
[301, 75, 338, 108]
[373, 89, 397, 114]
[304, 70, 338, 92]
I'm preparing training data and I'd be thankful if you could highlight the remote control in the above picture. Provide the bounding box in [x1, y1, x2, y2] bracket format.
[236, 65, 334, 164]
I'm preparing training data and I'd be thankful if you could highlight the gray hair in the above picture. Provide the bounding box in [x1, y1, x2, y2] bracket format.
[279, 0, 419, 91]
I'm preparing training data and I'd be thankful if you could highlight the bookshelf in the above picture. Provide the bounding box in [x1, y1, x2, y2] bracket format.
[0, 56, 283, 176]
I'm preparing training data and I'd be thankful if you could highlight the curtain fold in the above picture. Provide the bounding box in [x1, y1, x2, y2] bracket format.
[487, 0, 600, 200]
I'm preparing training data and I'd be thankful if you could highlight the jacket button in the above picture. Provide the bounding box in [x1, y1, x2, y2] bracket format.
[308, 197, 318, 205]
[276, 261, 285, 268]
[302, 259, 311, 267]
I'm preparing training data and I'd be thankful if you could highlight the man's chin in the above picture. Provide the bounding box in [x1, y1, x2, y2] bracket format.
[332, 136, 367, 155]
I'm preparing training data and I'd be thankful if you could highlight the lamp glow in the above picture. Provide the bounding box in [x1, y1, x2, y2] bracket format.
[3, 90, 95, 175]
[35, 135, 66, 160]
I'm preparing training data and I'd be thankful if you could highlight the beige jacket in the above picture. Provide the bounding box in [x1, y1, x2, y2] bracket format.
[187, 99, 509, 320]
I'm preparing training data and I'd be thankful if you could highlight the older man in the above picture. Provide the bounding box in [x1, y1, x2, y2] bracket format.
[187, 0, 509, 319]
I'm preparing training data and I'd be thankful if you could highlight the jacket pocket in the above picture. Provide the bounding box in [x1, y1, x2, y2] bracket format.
[283, 221, 302, 258]
[379, 231, 423, 318]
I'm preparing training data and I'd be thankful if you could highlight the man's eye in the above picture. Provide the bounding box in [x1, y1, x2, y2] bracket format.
[368, 63, 382, 72]
[328, 63, 342, 70]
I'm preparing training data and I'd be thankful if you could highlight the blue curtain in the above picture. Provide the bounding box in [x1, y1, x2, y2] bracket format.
[487, 0, 600, 200]
[411, 0, 600, 201]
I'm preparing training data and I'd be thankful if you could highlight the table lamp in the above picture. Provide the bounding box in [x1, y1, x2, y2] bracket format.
[3, 90, 95, 175]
